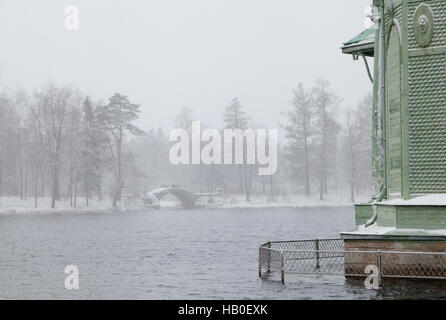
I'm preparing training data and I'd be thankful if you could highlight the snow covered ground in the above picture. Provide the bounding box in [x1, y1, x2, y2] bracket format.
[381, 194, 446, 206]
[0, 193, 362, 215]
[221, 194, 362, 209]
[0, 197, 114, 215]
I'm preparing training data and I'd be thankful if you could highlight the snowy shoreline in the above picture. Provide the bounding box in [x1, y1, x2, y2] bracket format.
[218, 194, 359, 209]
[0, 197, 115, 216]
[0, 195, 359, 216]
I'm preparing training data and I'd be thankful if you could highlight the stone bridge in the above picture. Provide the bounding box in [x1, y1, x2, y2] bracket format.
[148, 185, 197, 209]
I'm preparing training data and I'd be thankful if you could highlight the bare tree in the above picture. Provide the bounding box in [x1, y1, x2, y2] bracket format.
[65, 94, 83, 207]
[342, 93, 373, 202]
[10, 89, 29, 200]
[344, 114, 357, 202]
[33, 84, 78, 209]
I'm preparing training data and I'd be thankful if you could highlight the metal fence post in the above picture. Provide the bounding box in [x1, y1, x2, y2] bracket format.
[258, 246, 262, 278]
[376, 251, 382, 287]
[267, 242, 271, 273]
[315, 239, 320, 270]
[280, 251, 285, 285]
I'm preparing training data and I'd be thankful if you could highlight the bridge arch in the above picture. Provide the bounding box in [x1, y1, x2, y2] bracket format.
[148, 186, 197, 209]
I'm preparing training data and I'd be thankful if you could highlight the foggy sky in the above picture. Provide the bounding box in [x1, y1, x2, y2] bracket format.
[0, 0, 372, 133]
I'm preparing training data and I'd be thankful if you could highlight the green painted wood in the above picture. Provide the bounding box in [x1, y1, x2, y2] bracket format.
[343, 25, 376, 46]
[401, 0, 410, 200]
[372, 20, 380, 198]
[396, 206, 446, 229]
[367, 204, 446, 230]
[408, 0, 446, 50]
[344, 0, 446, 232]
[377, 205, 397, 227]
[387, 25, 403, 197]
[355, 204, 374, 226]
[407, 50, 446, 194]
[381, 3, 389, 200]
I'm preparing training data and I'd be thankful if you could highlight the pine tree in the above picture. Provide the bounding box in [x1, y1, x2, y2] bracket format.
[80, 97, 106, 206]
[98, 93, 144, 207]
[223, 97, 252, 201]
[175, 107, 194, 133]
[174, 107, 195, 189]
[312, 79, 341, 200]
[223, 97, 249, 130]
[282, 84, 313, 196]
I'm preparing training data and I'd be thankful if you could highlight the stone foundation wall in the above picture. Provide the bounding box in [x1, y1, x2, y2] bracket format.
[344, 240, 446, 278]
[344, 240, 446, 252]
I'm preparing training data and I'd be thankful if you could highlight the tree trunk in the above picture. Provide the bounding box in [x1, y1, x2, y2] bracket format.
[243, 164, 250, 202]
[351, 152, 356, 203]
[319, 180, 324, 201]
[41, 171, 45, 198]
[350, 181, 355, 203]
[24, 165, 27, 200]
[304, 140, 310, 196]
[74, 181, 77, 208]
[19, 159, 23, 200]
[270, 175, 274, 199]
[51, 164, 58, 209]
[322, 105, 327, 196]
[113, 132, 123, 207]
[34, 165, 38, 208]
[238, 166, 243, 194]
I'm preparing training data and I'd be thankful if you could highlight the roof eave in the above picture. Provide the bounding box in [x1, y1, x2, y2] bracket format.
[342, 41, 375, 57]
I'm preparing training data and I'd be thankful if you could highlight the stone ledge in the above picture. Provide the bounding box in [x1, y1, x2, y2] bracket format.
[341, 232, 446, 241]
[354, 202, 446, 229]
[341, 223, 446, 241]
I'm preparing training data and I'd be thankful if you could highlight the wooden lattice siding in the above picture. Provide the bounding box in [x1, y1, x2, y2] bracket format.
[408, 51, 446, 193]
[408, 0, 446, 50]
[384, 1, 402, 31]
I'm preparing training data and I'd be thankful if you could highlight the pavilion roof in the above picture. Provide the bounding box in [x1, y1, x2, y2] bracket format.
[342, 25, 375, 57]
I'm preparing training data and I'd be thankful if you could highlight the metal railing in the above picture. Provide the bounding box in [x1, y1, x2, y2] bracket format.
[259, 239, 446, 284]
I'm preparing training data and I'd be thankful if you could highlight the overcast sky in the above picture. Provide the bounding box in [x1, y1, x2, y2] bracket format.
[0, 0, 372, 133]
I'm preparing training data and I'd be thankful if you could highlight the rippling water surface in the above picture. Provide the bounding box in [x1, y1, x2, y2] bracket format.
[1, 207, 446, 299]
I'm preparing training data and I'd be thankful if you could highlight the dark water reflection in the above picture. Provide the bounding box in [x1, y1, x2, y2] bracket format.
[0, 207, 445, 299]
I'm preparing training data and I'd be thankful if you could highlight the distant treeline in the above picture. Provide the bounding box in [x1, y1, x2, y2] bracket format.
[130, 78, 372, 202]
[0, 78, 371, 208]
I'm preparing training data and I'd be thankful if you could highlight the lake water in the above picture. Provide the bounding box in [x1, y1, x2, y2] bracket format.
[1, 207, 446, 300]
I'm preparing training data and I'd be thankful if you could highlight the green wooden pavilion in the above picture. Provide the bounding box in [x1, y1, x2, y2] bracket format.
[341, 0, 446, 253]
